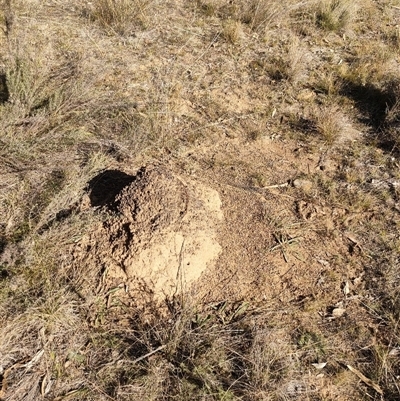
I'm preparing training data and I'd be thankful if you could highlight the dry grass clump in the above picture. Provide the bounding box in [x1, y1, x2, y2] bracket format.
[89, 0, 153, 35]
[382, 83, 400, 150]
[315, 0, 358, 32]
[196, 0, 222, 17]
[390, 25, 400, 51]
[336, 64, 399, 152]
[0, 0, 13, 37]
[239, 0, 286, 32]
[0, 43, 106, 242]
[339, 42, 391, 87]
[5, 54, 78, 122]
[1, 49, 99, 161]
[235, 0, 313, 32]
[222, 19, 243, 44]
[92, 303, 303, 401]
[359, 232, 400, 400]
[312, 105, 345, 144]
[311, 69, 343, 97]
[289, 105, 346, 145]
[196, 0, 306, 33]
[266, 36, 306, 84]
[245, 327, 300, 399]
[0, 239, 92, 400]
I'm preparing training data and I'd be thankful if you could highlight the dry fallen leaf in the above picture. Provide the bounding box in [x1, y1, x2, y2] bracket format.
[389, 348, 400, 356]
[343, 281, 350, 295]
[353, 275, 363, 286]
[344, 231, 359, 244]
[312, 362, 327, 369]
[41, 374, 52, 396]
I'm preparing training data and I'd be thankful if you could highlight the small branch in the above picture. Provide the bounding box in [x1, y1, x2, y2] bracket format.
[118, 345, 167, 365]
[347, 364, 383, 395]
[262, 182, 289, 189]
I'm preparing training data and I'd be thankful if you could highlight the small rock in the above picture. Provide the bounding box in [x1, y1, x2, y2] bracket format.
[293, 179, 313, 193]
[297, 89, 316, 102]
[332, 307, 346, 318]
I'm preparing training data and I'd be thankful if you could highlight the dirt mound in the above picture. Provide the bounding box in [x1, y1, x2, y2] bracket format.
[74, 165, 223, 302]
[115, 166, 188, 235]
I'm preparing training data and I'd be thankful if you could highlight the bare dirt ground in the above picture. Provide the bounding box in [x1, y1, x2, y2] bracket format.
[1, 0, 400, 400]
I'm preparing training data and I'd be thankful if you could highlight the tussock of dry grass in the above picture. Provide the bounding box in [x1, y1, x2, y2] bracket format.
[267, 35, 306, 83]
[315, 0, 358, 31]
[313, 104, 346, 144]
[88, 0, 153, 35]
[222, 19, 243, 44]
[384, 83, 400, 149]
[339, 42, 392, 87]
[239, 0, 286, 32]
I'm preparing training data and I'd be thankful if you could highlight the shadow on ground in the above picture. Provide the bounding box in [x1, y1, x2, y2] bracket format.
[341, 79, 400, 153]
[0, 74, 9, 103]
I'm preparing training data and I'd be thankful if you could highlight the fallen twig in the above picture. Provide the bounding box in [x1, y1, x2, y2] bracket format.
[262, 182, 289, 189]
[118, 345, 167, 365]
[347, 364, 383, 395]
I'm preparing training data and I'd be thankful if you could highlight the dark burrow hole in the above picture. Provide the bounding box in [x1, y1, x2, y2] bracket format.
[0, 74, 9, 103]
[87, 170, 135, 208]
[0, 233, 6, 255]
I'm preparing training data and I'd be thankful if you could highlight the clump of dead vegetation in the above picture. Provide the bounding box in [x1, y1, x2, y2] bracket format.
[266, 35, 306, 84]
[315, 0, 358, 31]
[383, 82, 400, 151]
[87, 0, 153, 35]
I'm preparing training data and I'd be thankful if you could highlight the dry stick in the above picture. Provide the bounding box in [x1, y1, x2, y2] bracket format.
[3, 0, 13, 37]
[174, 238, 186, 298]
[119, 345, 167, 365]
[0, 357, 32, 401]
[262, 182, 289, 189]
[347, 365, 383, 395]
[0, 368, 8, 401]
[85, 380, 117, 401]
[132, 345, 167, 364]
